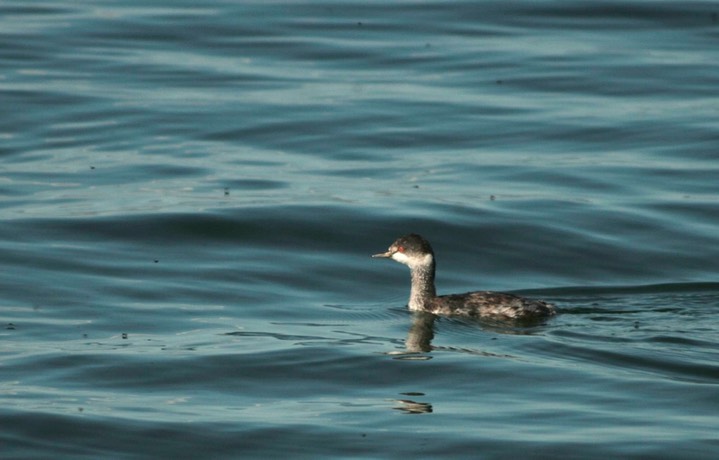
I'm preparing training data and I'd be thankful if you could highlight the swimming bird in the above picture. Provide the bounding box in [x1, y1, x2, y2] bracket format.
[372, 233, 556, 320]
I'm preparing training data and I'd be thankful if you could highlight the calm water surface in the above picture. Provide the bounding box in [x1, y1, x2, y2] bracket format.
[2, 1, 719, 458]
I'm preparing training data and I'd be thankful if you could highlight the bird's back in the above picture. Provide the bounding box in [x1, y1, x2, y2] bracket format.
[427, 291, 556, 319]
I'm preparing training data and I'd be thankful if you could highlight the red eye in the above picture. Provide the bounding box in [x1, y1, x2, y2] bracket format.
[397, 246, 405, 253]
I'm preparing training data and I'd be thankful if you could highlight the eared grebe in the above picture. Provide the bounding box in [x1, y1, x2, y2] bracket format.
[372, 234, 556, 320]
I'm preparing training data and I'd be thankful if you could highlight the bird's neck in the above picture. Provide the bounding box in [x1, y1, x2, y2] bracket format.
[408, 256, 436, 310]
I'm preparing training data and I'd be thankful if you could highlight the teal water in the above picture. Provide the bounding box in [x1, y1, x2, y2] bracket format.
[2, 1, 719, 458]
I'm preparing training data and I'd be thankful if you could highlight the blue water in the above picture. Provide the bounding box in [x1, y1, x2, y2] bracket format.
[2, 1, 719, 458]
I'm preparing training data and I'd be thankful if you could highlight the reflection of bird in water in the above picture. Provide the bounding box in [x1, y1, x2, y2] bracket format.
[405, 312, 435, 353]
[393, 393, 433, 414]
[400, 311, 539, 358]
[373, 234, 556, 320]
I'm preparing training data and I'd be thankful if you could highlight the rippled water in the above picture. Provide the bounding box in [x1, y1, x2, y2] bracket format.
[2, 1, 719, 458]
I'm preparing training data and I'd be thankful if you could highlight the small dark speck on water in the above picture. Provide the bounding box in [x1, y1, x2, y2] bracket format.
[78, 407, 84, 413]
[6, 323, 15, 330]
[154, 259, 159, 263]
[90, 166, 95, 170]
[490, 195, 496, 200]
[496, 79, 503, 84]
[357, 21, 362, 26]
[121, 333, 128, 339]
[224, 187, 229, 196]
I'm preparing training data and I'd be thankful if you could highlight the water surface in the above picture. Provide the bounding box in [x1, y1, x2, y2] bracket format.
[2, 1, 719, 458]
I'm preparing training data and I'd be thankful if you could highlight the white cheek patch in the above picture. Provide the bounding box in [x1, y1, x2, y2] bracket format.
[391, 251, 410, 265]
[391, 252, 433, 269]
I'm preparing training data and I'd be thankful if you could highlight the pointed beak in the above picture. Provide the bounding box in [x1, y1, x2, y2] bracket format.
[371, 250, 393, 258]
